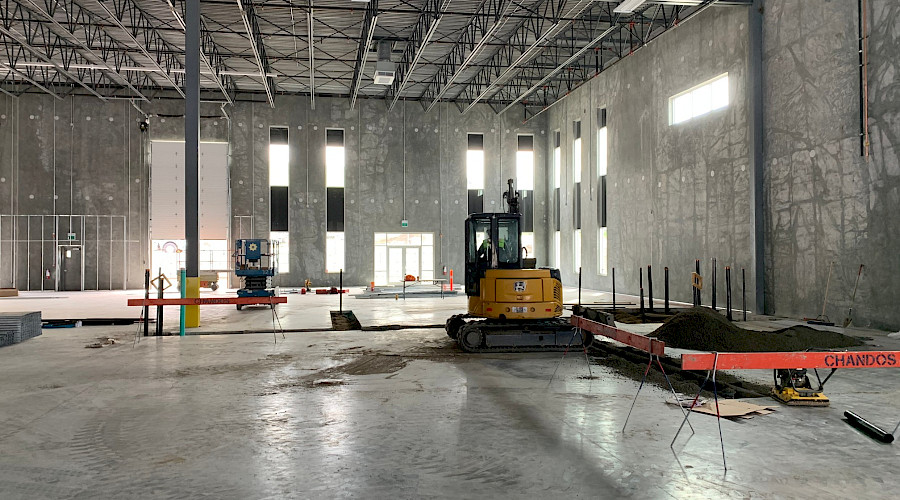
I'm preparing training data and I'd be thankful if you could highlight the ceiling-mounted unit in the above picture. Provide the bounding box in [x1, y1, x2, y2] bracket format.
[374, 40, 395, 85]
[614, 0, 647, 14]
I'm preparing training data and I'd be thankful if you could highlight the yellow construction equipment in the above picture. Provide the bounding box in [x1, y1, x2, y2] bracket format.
[445, 180, 592, 352]
[772, 368, 830, 407]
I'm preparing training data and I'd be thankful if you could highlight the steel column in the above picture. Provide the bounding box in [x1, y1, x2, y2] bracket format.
[185, 0, 199, 278]
[748, 0, 765, 314]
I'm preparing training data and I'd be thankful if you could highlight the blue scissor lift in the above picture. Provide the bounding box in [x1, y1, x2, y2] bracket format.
[233, 239, 278, 310]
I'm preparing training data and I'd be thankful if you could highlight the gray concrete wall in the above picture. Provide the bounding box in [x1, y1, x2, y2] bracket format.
[0, 93, 544, 290]
[544, 6, 754, 309]
[763, 0, 900, 329]
[217, 96, 545, 288]
[0, 95, 146, 290]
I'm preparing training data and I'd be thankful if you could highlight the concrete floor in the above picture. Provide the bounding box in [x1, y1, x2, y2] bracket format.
[1, 289, 899, 499]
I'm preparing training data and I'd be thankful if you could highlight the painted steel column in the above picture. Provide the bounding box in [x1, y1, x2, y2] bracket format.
[185, 0, 201, 327]
[748, 0, 765, 314]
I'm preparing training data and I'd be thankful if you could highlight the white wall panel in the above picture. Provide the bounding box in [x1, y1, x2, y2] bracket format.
[150, 141, 228, 240]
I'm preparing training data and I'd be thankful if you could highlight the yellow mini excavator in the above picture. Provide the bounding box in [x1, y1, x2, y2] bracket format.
[445, 180, 593, 352]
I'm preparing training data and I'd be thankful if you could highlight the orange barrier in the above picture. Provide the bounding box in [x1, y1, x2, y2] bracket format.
[128, 297, 287, 307]
[682, 351, 900, 371]
[571, 315, 665, 356]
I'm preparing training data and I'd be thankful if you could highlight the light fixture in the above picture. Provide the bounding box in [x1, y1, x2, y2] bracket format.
[613, 0, 647, 14]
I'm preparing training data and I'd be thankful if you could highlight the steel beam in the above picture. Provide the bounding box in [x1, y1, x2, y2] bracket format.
[349, 0, 377, 109]
[386, 0, 448, 111]
[237, 0, 274, 107]
[489, 1, 723, 122]
[95, 0, 186, 97]
[14, 0, 151, 101]
[0, 61, 61, 98]
[166, 0, 236, 104]
[457, 0, 596, 113]
[0, 1, 111, 100]
[419, 0, 514, 113]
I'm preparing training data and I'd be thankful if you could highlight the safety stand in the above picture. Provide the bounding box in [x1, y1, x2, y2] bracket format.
[268, 295, 285, 345]
[548, 326, 593, 386]
[622, 353, 695, 435]
[671, 352, 728, 471]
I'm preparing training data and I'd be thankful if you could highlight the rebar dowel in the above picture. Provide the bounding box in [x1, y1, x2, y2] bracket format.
[695, 260, 702, 307]
[612, 268, 617, 311]
[726, 267, 733, 321]
[639, 268, 645, 318]
[664, 267, 670, 313]
[143, 269, 150, 337]
[712, 258, 717, 311]
[647, 265, 654, 312]
[742, 268, 747, 321]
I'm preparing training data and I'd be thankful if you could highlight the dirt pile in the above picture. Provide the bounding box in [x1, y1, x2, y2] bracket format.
[651, 307, 864, 352]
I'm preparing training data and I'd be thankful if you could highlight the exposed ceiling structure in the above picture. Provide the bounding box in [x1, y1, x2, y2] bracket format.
[0, 0, 749, 120]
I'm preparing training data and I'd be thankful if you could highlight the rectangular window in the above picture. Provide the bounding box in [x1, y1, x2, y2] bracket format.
[326, 129, 345, 188]
[553, 130, 561, 231]
[516, 135, 534, 241]
[554, 231, 561, 269]
[669, 73, 729, 125]
[597, 228, 608, 276]
[269, 127, 289, 273]
[597, 108, 608, 276]
[521, 232, 535, 261]
[326, 232, 344, 273]
[573, 121, 581, 230]
[516, 135, 534, 191]
[326, 129, 345, 273]
[270, 232, 289, 273]
[467, 133, 484, 214]
[573, 121, 582, 184]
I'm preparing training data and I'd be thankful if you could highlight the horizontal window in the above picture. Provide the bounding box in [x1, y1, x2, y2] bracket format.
[669, 73, 729, 125]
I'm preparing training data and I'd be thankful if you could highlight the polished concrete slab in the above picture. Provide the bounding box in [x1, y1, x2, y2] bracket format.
[1, 288, 898, 498]
[1, 317, 899, 499]
[0, 286, 647, 333]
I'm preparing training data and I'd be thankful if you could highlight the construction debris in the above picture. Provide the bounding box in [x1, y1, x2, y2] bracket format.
[667, 396, 777, 419]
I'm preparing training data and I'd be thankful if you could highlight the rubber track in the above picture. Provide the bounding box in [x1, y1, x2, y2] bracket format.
[456, 318, 590, 353]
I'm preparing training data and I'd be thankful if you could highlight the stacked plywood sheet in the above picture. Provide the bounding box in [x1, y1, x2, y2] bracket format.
[0, 312, 42, 347]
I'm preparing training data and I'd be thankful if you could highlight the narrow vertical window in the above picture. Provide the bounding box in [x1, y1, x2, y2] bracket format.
[516, 135, 534, 258]
[553, 131, 561, 269]
[269, 127, 289, 273]
[326, 129, 345, 273]
[467, 133, 485, 214]
[597, 108, 608, 276]
[573, 121, 582, 273]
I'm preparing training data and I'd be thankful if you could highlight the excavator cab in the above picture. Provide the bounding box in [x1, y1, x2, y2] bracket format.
[465, 213, 522, 297]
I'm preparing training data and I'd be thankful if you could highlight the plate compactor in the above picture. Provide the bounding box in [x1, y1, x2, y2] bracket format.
[772, 368, 831, 407]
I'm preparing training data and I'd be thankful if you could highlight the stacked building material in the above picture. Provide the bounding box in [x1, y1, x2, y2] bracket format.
[0, 312, 42, 347]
